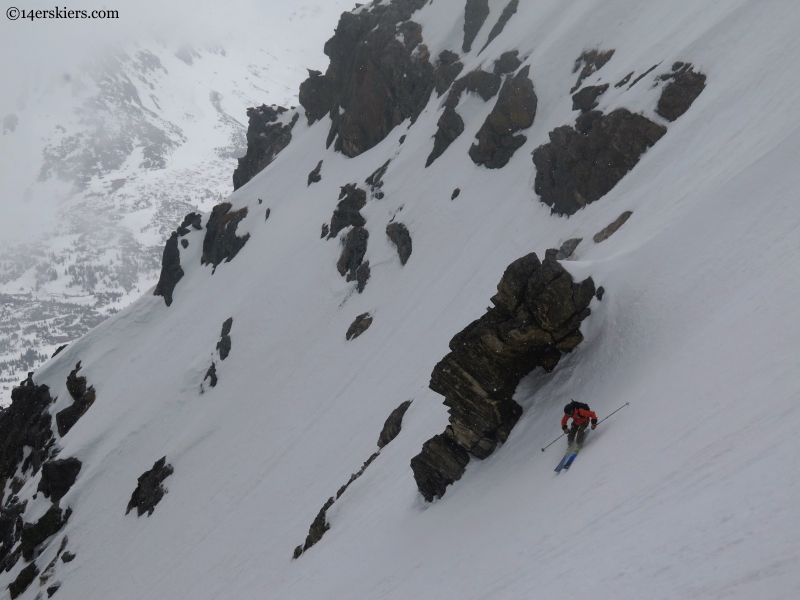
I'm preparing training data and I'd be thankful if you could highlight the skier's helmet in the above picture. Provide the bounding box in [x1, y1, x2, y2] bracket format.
[563, 402, 574, 415]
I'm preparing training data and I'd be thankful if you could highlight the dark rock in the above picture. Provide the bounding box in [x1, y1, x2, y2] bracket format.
[433, 51, 464, 97]
[51, 345, 67, 359]
[628, 64, 658, 89]
[8, 562, 38, 599]
[321, 224, 330, 239]
[426, 104, 465, 167]
[469, 66, 537, 168]
[355, 261, 371, 293]
[0, 374, 54, 480]
[201, 202, 250, 270]
[365, 160, 390, 198]
[60, 552, 75, 563]
[595, 286, 605, 301]
[399, 135, 406, 144]
[555, 238, 582, 260]
[410, 251, 594, 500]
[337, 227, 369, 281]
[0, 499, 26, 566]
[1, 549, 20, 573]
[55, 362, 96, 438]
[38, 458, 82, 503]
[462, 0, 490, 52]
[572, 84, 608, 112]
[451, 188, 460, 200]
[328, 185, 367, 239]
[480, 0, 519, 53]
[176, 212, 202, 235]
[47, 582, 61, 597]
[292, 545, 304, 560]
[532, 109, 666, 215]
[656, 63, 706, 121]
[493, 49, 522, 75]
[377, 400, 412, 448]
[615, 72, 633, 88]
[386, 222, 412, 265]
[20, 505, 68, 561]
[232, 106, 298, 190]
[346, 313, 373, 341]
[571, 49, 615, 93]
[180, 239, 188, 249]
[303, 496, 334, 551]
[307, 160, 323, 186]
[153, 231, 184, 307]
[593, 211, 632, 243]
[216, 318, 233, 361]
[265, 208, 271, 221]
[126, 457, 174, 517]
[204, 363, 217, 388]
[299, 70, 335, 124]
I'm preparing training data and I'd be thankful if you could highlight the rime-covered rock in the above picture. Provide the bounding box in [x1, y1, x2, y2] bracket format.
[126, 457, 174, 517]
[377, 400, 412, 448]
[386, 222, 412, 265]
[38, 458, 82, 503]
[232, 106, 298, 190]
[201, 203, 250, 269]
[56, 362, 96, 437]
[656, 63, 706, 121]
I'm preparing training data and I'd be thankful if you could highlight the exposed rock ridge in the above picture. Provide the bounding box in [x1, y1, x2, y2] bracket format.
[410, 251, 595, 501]
[126, 457, 174, 517]
[55, 362, 97, 438]
[571, 49, 615, 92]
[232, 105, 298, 190]
[201, 202, 250, 270]
[462, 0, 490, 52]
[469, 65, 537, 168]
[480, 0, 519, 53]
[0, 374, 55, 481]
[298, 0, 433, 157]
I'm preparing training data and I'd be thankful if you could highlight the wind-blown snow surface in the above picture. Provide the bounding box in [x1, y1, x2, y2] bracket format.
[13, 0, 800, 598]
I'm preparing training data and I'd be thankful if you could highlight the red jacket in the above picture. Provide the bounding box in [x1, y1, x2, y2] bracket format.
[562, 408, 598, 428]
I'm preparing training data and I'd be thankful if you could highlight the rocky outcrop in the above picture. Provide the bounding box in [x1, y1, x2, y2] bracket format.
[328, 185, 367, 239]
[216, 318, 233, 361]
[532, 109, 667, 215]
[153, 232, 183, 307]
[0, 374, 54, 480]
[469, 66, 537, 168]
[126, 457, 174, 517]
[493, 50, 522, 75]
[298, 0, 433, 158]
[346, 313, 373, 341]
[366, 160, 390, 200]
[656, 63, 706, 121]
[433, 51, 463, 97]
[307, 160, 323, 186]
[8, 562, 37, 599]
[377, 400, 412, 448]
[38, 458, 82, 503]
[337, 227, 369, 282]
[615, 72, 633, 88]
[176, 212, 203, 235]
[571, 49, 615, 92]
[426, 69, 502, 167]
[20, 505, 69, 561]
[201, 203, 250, 270]
[232, 105, 298, 190]
[572, 84, 608, 112]
[0, 499, 26, 567]
[480, 0, 519, 53]
[386, 222, 412, 265]
[627, 64, 658, 89]
[204, 363, 217, 388]
[410, 251, 595, 501]
[462, 0, 490, 52]
[55, 362, 96, 438]
[555, 238, 582, 260]
[593, 211, 632, 243]
[451, 188, 461, 200]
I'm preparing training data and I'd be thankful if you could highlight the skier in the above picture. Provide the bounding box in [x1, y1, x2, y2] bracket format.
[561, 400, 598, 447]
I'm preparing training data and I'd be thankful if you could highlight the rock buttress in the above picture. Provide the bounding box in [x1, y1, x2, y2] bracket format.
[532, 109, 666, 215]
[232, 105, 298, 190]
[55, 362, 96, 437]
[469, 65, 537, 168]
[153, 231, 184, 307]
[0, 374, 54, 480]
[410, 251, 595, 501]
[37, 458, 82, 503]
[201, 203, 250, 269]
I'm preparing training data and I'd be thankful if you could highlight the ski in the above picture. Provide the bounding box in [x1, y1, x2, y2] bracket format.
[554, 448, 573, 472]
[562, 446, 581, 470]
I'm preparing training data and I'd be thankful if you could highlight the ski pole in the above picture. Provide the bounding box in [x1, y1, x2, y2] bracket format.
[596, 401, 630, 425]
[541, 432, 565, 452]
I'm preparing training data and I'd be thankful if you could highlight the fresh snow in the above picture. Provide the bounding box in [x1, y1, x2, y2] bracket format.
[6, 0, 800, 598]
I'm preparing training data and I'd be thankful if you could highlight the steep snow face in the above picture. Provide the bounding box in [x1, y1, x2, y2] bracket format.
[4, 0, 800, 598]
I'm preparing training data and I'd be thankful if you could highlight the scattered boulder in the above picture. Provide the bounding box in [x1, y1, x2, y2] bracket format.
[377, 400, 412, 448]
[201, 202, 250, 270]
[571, 49, 615, 93]
[346, 313, 373, 341]
[386, 222, 413, 265]
[8, 562, 38, 599]
[204, 363, 217, 388]
[55, 362, 96, 438]
[307, 160, 323, 186]
[656, 63, 706, 121]
[232, 105, 298, 190]
[47, 582, 61, 597]
[595, 286, 605, 301]
[462, 0, 490, 52]
[216, 318, 233, 361]
[451, 188, 460, 200]
[153, 232, 184, 307]
[493, 50, 522, 75]
[469, 66, 537, 168]
[410, 251, 595, 500]
[0, 374, 54, 480]
[593, 211, 632, 243]
[337, 227, 369, 282]
[20, 505, 69, 561]
[37, 458, 81, 503]
[555, 238, 582, 260]
[264, 208, 271, 221]
[532, 109, 667, 215]
[480, 0, 519, 53]
[180, 239, 189, 249]
[328, 185, 367, 239]
[433, 51, 464, 97]
[572, 84, 608, 112]
[126, 457, 174, 517]
[60, 552, 74, 563]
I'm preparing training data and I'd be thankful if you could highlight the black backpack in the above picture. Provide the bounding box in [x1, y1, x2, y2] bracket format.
[570, 401, 591, 412]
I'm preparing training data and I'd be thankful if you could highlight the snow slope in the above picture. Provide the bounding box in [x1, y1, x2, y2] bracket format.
[7, 0, 800, 598]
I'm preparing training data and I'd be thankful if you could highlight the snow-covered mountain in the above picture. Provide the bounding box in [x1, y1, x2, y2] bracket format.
[2, 0, 800, 598]
[0, 1, 350, 403]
